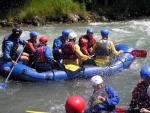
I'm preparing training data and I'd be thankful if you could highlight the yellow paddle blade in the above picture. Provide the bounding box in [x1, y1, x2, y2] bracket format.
[25, 110, 49, 113]
[92, 99, 103, 107]
[64, 64, 80, 71]
[94, 59, 108, 67]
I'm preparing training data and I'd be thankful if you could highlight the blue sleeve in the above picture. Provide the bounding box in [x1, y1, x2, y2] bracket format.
[3, 41, 13, 61]
[44, 46, 54, 62]
[19, 37, 26, 45]
[105, 86, 120, 106]
[93, 103, 107, 112]
[52, 37, 62, 53]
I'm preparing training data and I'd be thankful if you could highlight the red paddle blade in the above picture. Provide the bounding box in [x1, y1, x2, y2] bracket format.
[128, 50, 147, 58]
[115, 107, 126, 113]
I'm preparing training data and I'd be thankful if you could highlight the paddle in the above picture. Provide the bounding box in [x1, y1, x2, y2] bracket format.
[25, 110, 49, 113]
[115, 107, 126, 112]
[115, 107, 140, 113]
[64, 64, 80, 71]
[124, 50, 147, 58]
[0, 46, 25, 89]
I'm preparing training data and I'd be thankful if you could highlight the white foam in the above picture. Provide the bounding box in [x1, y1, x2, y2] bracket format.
[112, 28, 132, 33]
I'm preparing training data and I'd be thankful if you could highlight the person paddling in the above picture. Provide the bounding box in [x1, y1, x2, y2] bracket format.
[2, 28, 29, 65]
[62, 32, 91, 68]
[34, 36, 56, 72]
[78, 28, 96, 56]
[84, 75, 120, 113]
[128, 66, 150, 112]
[52, 29, 70, 63]
[24, 31, 39, 66]
[91, 29, 123, 67]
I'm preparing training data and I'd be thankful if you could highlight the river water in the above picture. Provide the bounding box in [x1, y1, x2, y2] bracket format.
[0, 19, 150, 113]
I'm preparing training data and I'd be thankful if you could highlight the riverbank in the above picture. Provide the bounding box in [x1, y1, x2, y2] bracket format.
[0, 11, 149, 28]
[1, 0, 150, 28]
[0, 12, 106, 28]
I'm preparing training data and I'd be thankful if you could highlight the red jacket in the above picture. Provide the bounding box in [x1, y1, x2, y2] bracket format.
[78, 35, 96, 55]
[129, 80, 150, 109]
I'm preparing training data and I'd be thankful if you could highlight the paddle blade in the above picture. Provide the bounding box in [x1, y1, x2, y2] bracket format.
[0, 82, 6, 89]
[64, 64, 80, 71]
[25, 110, 49, 113]
[115, 107, 140, 113]
[115, 107, 126, 112]
[128, 50, 147, 58]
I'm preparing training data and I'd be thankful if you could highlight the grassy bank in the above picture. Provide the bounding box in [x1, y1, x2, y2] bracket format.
[1, 0, 149, 28]
[1, 0, 150, 21]
[6, 0, 86, 20]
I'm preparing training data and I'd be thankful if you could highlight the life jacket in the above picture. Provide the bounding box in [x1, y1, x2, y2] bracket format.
[62, 42, 77, 60]
[79, 35, 96, 48]
[88, 37, 96, 48]
[92, 87, 109, 108]
[79, 35, 88, 46]
[95, 40, 110, 56]
[79, 35, 96, 55]
[35, 46, 47, 62]
[2, 34, 19, 57]
[24, 39, 37, 54]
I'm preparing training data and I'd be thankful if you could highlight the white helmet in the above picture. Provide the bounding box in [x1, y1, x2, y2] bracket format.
[147, 86, 150, 97]
[68, 32, 77, 39]
[91, 75, 103, 86]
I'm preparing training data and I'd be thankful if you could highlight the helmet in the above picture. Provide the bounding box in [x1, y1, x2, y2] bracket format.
[140, 66, 150, 80]
[12, 28, 22, 36]
[101, 29, 109, 37]
[65, 95, 86, 113]
[39, 36, 48, 43]
[30, 31, 38, 37]
[62, 30, 70, 36]
[87, 28, 94, 34]
[91, 75, 103, 86]
[147, 86, 150, 97]
[68, 32, 77, 39]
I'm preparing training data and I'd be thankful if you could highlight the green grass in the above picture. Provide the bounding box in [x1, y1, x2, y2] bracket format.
[10, 0, 86, 20]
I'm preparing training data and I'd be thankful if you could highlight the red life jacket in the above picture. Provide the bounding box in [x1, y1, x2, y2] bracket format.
[79, 35, 96, 48]
[35, 46, 47, 62]
[79, 35, 96, 55]
[79, 35, 88, 46]
[62, 42, 77, 60]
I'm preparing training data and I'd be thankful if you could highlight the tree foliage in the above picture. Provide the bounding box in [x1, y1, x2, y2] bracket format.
[86, 0, 150, 17]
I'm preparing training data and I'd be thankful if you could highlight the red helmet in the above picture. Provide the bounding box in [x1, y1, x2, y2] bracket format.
[39, 36, 48, 43]
[65, 95, 86, 113]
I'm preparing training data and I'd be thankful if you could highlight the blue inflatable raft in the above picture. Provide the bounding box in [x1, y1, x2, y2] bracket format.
[0, 44, 135, 82]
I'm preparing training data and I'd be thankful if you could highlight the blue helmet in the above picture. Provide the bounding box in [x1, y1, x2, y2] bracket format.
[62, 30, 70, 36]
[30, 31, 38, 37]
[101, 29, 109, 37]
[140, 66, 150, 79]
[87, 28, 94, 34]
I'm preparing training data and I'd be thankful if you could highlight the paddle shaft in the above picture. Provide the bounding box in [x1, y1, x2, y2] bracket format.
[2, 46, 26, 87]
